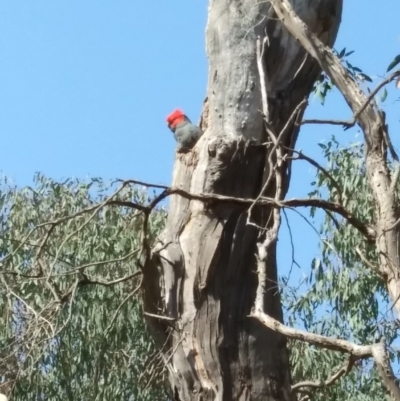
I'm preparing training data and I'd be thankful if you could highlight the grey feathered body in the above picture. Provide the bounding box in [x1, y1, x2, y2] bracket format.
[172, 119, 203, 149]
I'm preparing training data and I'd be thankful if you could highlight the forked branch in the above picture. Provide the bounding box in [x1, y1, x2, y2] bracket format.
[251, 310, 400, 400]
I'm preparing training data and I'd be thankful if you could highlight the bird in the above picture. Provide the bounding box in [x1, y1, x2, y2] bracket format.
[166, 109, 203, 150]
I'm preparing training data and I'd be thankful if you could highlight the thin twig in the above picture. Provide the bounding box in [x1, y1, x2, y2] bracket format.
[104, 277, 143, 334]
[116, 179, 168, 190]
[108, 200, 150, 213]
[58, 248, 141, 276]
[285, 146, 343, 203]
[79, 270, 142, 288]
[45, 182, 128, 281]
[355, 246, 380, 274]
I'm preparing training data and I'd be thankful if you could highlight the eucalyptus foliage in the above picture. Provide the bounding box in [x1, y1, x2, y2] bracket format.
[3, 142, 400, 401]
[0, 174, 167, 400]
[282, 138, 399, 401]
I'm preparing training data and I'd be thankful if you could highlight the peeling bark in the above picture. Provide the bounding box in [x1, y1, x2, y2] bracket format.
[143, 1, 342, 400]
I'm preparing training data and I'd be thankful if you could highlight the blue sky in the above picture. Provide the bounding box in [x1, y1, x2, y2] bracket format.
[0, 1, 399, 294]
[0, 1, 398, 185]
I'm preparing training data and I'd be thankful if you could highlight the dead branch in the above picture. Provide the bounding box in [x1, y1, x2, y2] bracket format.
[251, 309, 372, 356]
[143, 312, 176, 321]
[110, 185, 374, 241]
[5, 178, 368, 244]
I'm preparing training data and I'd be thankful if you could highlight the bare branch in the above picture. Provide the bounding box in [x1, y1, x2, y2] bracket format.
[109, 183, 376, 243]
[301, 118, 351, 127]
[253, 309, 400, 399]
[292, 356, 355, 392]
[251, 309, 372, 357]
[253, 308, 400, 400]
[143, 312, 176, 321]
[116, 179, 168, 190]
[108, 200, 150, 213]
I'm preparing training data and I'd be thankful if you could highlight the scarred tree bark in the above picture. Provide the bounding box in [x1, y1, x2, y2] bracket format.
[143, 1, 342, 400]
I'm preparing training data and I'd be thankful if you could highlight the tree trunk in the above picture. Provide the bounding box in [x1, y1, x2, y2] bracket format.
[143, 1, 342, 400]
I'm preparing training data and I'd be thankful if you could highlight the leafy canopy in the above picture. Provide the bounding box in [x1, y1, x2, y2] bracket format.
[0, 174, 167, 401]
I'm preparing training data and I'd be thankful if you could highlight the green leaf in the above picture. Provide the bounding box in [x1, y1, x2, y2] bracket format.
[386, 54, 400, 72]
[358, 73, 372, 82]
[381, 88, 388, 103]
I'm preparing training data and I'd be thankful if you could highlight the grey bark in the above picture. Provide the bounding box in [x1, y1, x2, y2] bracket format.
[143, 1, 342, 400]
